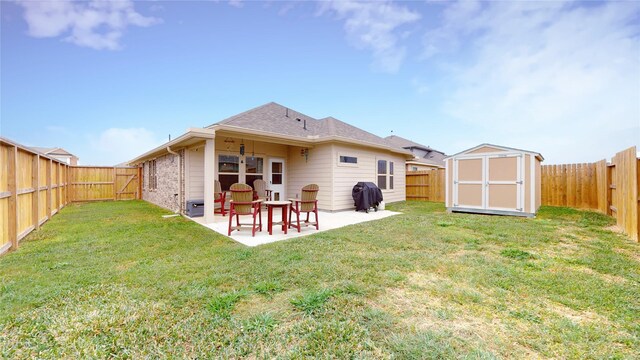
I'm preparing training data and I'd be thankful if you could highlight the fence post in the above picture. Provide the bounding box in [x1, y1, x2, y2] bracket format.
[8, 145, 18, 251]
[69, 166, 74, 202]
[113, 167, 117, 200]
[46, 159, 52, 220]
[32, 154, 40, 230]
[138, 166, 142, 199]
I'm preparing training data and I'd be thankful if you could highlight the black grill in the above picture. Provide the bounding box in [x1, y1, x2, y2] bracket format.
[352, 182, 383, 213]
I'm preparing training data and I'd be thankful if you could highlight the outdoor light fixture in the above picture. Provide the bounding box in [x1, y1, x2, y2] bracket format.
[240, 140, 245, 156]
[300, 148, 309, 162]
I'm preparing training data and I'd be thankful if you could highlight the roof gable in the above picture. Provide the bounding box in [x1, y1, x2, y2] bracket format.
[30, 146, 76, 157]
[208, 102, 409, 154]
[447, 143, 544, 160]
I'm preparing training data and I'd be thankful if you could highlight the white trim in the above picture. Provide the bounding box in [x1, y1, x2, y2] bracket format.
[487, 180, 518, 185]
[483, 156, 488, 209]
[483, 153, 523, 212]
[375, 158, 395, 192]
[445, 159, 449, 206]
[337, 153, 359, 168]
[268, 158, 286, 201]
[454, 156, 485, 207]
[453, 159, 458, 206]
[203, 139, 216, 224]
[530, 154, 535, 213]
[444, 143, 544, 161]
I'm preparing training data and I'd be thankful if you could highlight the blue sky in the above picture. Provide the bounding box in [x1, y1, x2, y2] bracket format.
[1, 0, 639, 165]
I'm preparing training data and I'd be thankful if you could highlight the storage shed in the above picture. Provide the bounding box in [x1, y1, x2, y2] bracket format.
[445, 144, 544, 217]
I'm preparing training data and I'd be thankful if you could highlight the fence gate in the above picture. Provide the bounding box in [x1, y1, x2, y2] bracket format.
[115, 167, 140, 200]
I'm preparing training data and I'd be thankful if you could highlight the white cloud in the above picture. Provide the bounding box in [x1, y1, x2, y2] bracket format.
[14, 0, 161, 50]
[228, 0, 244, 8]
[87, 128, 162, 165]
[319, 0, 420, 73]
[424, 1, 640, 163]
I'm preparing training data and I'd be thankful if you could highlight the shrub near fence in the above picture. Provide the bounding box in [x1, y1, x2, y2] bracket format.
[0, 137, 141, 256]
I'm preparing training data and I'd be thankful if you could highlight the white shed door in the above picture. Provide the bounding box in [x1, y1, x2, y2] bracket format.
[486, 154, 523, 212]
[453, 157, 484, 209]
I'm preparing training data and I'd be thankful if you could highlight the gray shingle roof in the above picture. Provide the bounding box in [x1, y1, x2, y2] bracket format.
[207, 102, 404, 152]
[384, 135, 447, 167]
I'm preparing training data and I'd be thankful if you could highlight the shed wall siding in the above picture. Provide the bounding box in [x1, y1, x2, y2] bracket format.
[142, 153, 181, 212]
[525, 154, 531, 213]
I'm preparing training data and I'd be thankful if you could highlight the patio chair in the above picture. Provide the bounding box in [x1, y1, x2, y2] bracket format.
[253, 179, 272, 204]
[214, 180, 226, 216]
[289, 184, 319, 232]
[228, 183, 263, 236]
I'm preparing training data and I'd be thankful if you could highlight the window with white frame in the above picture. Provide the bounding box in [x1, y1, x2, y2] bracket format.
[377, 159, 394, 190]
[339, 155, 358, 165]
[148, 159, 157, 190]
[245, 156, 264, 187]
[218, 154, 239, 191]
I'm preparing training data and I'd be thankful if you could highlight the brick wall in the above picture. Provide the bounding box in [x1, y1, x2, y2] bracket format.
[142, 152, 182, 212]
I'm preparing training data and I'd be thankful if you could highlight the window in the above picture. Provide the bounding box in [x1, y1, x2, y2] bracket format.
[218, 155, 239, 191]
[377, 159, 394, 190]
[245, 156, 264, 186]
[390, 162, 394, 190]
[271, 161, 283, 185]
[339, 156, 358, 164]
[148, 159, 157, 190]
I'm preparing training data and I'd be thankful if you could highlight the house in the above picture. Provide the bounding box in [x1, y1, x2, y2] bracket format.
[128, 102, 413, 223]
[385, 135, 446, 171]
[30, 147, 79, 165]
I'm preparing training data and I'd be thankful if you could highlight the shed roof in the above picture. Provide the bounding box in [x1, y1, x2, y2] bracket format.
[446, 143, 544, 161]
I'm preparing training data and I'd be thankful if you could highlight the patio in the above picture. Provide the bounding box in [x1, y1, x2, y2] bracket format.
[189, 208, 400, 246]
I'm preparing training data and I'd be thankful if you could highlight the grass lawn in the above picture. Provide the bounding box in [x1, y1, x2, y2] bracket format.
[1, 201, 639, 359]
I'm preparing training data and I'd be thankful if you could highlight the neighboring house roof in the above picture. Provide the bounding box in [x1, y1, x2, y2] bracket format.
[384, 135, 447, 168]
[30, 146, 77, 158]
[207, 102, 411, 155]
[445, 143, 544, 161]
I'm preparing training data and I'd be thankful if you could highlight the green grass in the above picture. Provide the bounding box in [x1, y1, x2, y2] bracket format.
[1, 200, 638, 358]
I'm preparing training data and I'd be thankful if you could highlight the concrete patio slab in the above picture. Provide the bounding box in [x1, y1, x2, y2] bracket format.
[188, 209, 401, 246]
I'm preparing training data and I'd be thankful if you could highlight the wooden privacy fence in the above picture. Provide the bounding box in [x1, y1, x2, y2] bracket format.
[71, 166, 140, 202]
[405, 146, 639, 242]
[541, 146, 639, 241]
[406, 169, 445, 202]
[1, 138, 141, 255]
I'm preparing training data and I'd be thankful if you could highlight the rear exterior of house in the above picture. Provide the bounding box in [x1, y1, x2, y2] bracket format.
[131, 103, 411, 222]
[445, 144, 543, 217]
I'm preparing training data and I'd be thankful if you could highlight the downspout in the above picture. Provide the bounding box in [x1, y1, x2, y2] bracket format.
[167, 146, 179, 156]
